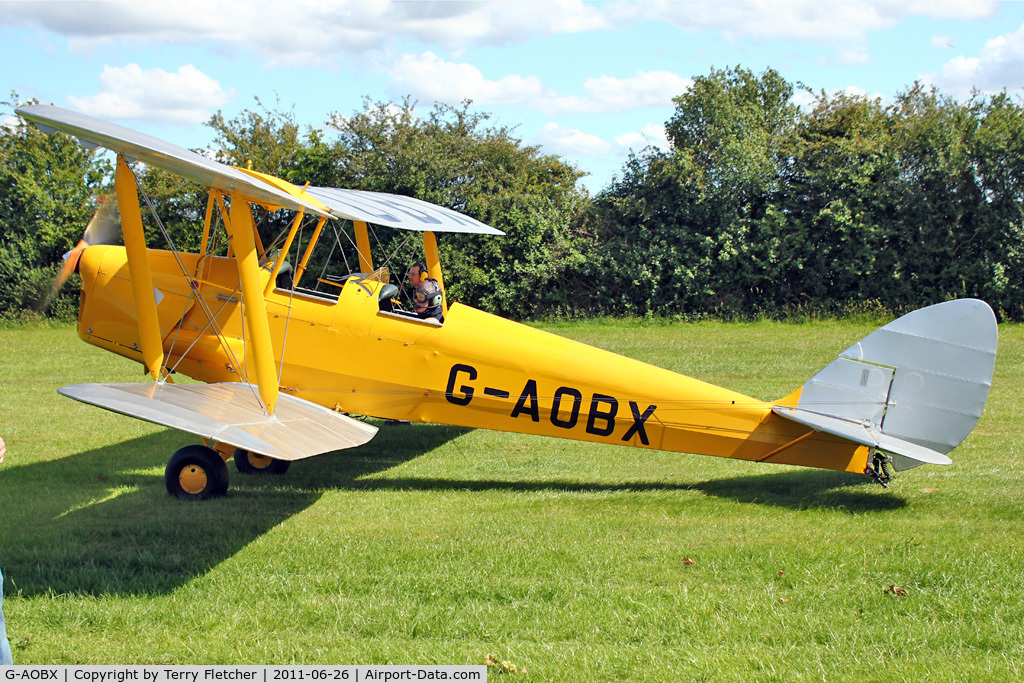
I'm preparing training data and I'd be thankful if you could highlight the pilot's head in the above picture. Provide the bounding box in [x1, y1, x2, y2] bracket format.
[413, 277, 442, 314]
[407, 262, 427, 288]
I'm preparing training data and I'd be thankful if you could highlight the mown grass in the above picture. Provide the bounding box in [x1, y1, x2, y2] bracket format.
[1, 319, 1022, 679]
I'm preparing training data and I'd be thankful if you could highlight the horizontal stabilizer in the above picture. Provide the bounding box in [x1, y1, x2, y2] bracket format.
[59, 382, 377, 461]
[773, 406, 952, 466]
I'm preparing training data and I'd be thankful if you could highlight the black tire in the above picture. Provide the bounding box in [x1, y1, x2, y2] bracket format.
[165, 445, 229, 500]
[233, 448, 291, 475]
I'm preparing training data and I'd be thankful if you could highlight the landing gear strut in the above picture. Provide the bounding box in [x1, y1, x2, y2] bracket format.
[865, 450, 895, 488]
[234, 448, 291, 475]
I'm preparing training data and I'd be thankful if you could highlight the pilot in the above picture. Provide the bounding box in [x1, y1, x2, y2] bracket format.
[413, 277, 444, 323]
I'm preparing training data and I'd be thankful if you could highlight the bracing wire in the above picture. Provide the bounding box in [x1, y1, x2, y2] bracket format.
[276, 220, 303, 387]
[131, 164, 261, 406]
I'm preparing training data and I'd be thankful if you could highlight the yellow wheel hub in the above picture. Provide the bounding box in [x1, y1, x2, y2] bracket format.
[249, 453, 274, 469]
[179, 465, 208, 494]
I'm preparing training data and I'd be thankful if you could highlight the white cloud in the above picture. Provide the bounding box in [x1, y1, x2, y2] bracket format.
[66, 64, 236, 125]
[385, 53, 689, 115]
[0, 0, 1003, 77]
[383, 0, 611, 48]
[0, 0, 610, 66]
[791, 89, 819, 113]
[386, 52, 548, 105]
[926, 23, 1024, 97]
[530, 121, 675, 194]
[533, 123, 613, 158]
[533, 121, 670, 164]
[835, 43, 871, 66]
[546, 71, 692, 114]
[1, 0, 998, 55]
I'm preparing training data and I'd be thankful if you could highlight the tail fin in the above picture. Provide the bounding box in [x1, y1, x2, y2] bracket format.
[773, 299, 997, 472]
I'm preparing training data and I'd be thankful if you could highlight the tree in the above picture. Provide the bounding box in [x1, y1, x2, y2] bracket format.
[7, 75, 1024, 324]
[207, 96, 306, 177]
[779, 90, 899, 307]
[595, 70, 1024, 320]
[0, 96, 110, 319]
[593, 67, 800, 317]
[665, 66, 796, 212]
[970, 91, 1024, 317]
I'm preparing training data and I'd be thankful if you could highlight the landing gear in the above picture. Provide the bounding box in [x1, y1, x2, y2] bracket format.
[865, 450, 895, 488]
[164, 444, 291, 500]
[165, 444, 230, 500]
[233, 448, 291, 475]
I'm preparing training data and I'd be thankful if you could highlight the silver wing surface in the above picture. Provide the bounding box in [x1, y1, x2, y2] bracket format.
[15, 104, 330, 217]
[59, 382, 377, 460]
[305, 186, 504, 234]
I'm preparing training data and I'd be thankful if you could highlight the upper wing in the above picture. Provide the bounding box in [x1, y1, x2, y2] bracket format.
[15, 104, 330, 218]
[17, 104, 503, 235]
[234, 169, 502, 234]
[305, 186, 504, 235]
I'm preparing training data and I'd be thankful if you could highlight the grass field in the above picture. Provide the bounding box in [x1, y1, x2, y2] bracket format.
[0, 318, 1022, 680]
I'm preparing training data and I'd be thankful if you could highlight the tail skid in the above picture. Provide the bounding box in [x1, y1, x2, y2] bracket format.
[773, 299, 997, 475]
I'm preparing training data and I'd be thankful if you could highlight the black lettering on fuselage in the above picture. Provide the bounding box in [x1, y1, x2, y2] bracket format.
[586, 393, 618, 436]
[445, 363, 477, 406]
[550, 386, 583, 429]
[511, 379, 540, 421]
[622, 401, 657, 445]
[445, 365, 656, 446]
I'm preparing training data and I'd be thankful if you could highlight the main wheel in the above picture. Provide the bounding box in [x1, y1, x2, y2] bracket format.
[233, 448, 291, 475]
[165, 445, 229, 500]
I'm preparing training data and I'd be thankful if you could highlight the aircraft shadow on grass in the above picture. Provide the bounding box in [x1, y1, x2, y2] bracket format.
[0, 424, 904, 598]
[690, 469, 908, 513]
[0, 422, 466, 598]
[316, 463, 907, 514]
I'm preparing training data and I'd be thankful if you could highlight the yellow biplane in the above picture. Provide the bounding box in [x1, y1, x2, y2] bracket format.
[16, 104, 998, 500]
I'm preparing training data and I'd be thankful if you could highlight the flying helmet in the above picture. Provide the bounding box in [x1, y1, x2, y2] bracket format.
[414, 277, 443, 308]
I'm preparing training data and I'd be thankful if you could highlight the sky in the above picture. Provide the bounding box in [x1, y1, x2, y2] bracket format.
[3, 0, 1024, 194]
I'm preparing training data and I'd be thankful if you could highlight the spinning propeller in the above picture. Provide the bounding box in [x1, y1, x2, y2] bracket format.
[42, 196, 120, 309]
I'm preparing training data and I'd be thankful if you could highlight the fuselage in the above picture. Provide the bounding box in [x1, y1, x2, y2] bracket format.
[76, 245, 869, 473]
